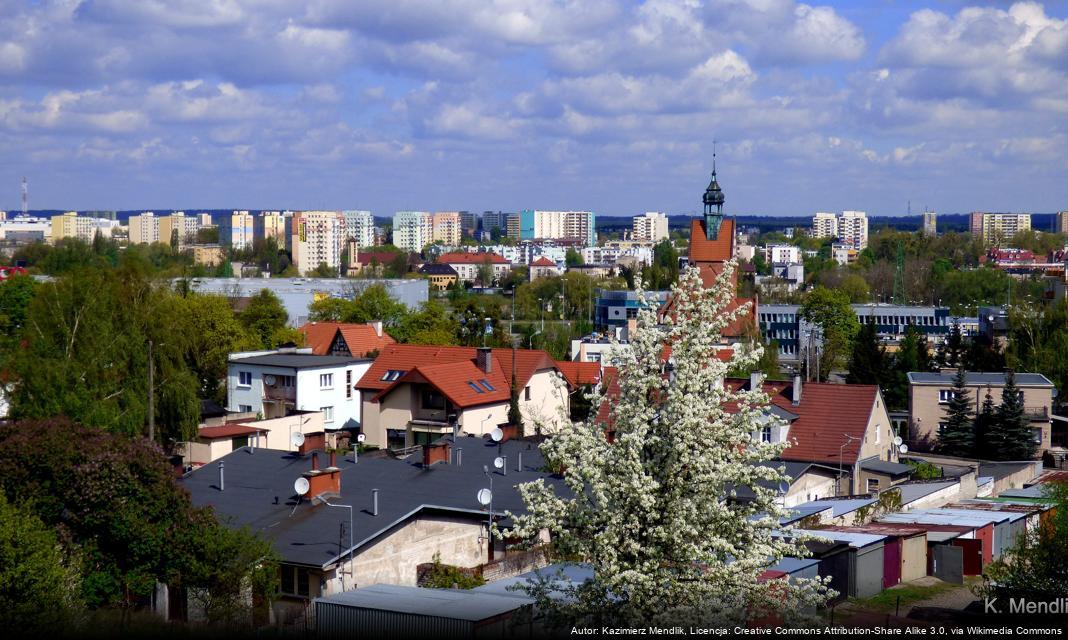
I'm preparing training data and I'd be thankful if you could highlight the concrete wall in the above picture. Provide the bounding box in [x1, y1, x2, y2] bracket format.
[785, 471, 837, 507]
[250, 412, 327, 451]
[910, 383, 1052, 452]
[520, 369, 570, 435]
[458, 403, 509, 437]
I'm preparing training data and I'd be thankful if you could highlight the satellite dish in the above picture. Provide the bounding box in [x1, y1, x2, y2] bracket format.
[291, 431, 305, 447]
[490, 428, 504, 442]
[294, 477, 310, 496]
[477, 488, 493, 506]
[892, 436, 903, 446]
[264, 374, 276, 386]
[356, 434, 366, 443]
[898, 443, 909, 454]
[494, 456, 505, 469]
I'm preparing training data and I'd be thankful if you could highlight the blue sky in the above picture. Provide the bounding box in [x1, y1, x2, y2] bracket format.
[1, 0, 1066, 217]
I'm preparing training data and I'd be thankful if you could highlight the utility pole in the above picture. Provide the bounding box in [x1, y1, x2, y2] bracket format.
[147, 339, 155, 442]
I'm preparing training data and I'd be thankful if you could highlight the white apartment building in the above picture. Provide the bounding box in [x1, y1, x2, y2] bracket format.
[342, 210, 375, 248]
[764, 244, 802, 265]
[227, 350, 372, 430]
[225, 210, 255, 251]
[811, 212, 838, 239]
[259, 211, 288, 246]
[196, 213, 213, 227]
[970, 212, 1032, 243]
[521, 210, 597, 246]
[432, 212, 462, 246]
[1056, 211, 1068, 235]
[923, 212, 937, 237]
[392, 211, 432, 252]
[51, 212, 119, 244]
[632, 211, 669, 242]
[838, 210, 868, 250]
[292, 210, 345, 275]
[128, 212, 160, 245]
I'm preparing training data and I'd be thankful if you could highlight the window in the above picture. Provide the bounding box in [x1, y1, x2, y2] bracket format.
[320, 373, 333, 388]
[422, 389, 446, 409]
[381, 369, 405, 382]
[867, 478, 880, 492]
[524, 386, 531, 401]
[346, 369, 352, 399]
[938, 389, 953, 403]
[238, 371, 252, 387]
[478, 379, 496, 392]
[279, 375, 296, 388]
[231, 436, 248, 451]
[1032, 428, 1043, 444]
[280, 565, 311, 598]
[467, 381, 485, 394]
[321, 406, 334, 423]
[761, 426, 772, 443]
[239, 404, 253, 413]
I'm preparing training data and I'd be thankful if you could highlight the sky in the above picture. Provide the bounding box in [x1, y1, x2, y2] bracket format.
[0, 0, 1066, 217]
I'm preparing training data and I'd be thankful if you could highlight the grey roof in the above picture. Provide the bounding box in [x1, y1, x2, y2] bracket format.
[767, 557, 820, 575]
[472, 563, 593, 602]
[316, 583, 532, 621]
[181, 435, 566, 568]
[896, 480, 958, 505]
[792, 528, 886, 548]
[998, 484, 1047, 499]
[230, 353, 369, 369]
[728, 461, 824, 501]
[906, 372, 1053, 387]
[859, 458, 914, 477]
[779, 504, 832, 526]
[792, 498, 876, 518]
[978, 461, 1039, 482]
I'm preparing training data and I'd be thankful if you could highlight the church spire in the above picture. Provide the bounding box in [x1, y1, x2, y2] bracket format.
[702, 144, 725, 240]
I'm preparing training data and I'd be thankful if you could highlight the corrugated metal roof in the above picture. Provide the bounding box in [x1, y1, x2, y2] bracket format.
[896, 480, 958, 504]
[472, 563, 593, 602]
[793, 528, 886, 548]
[316, 584, 532, 621]
[791, 498, 877, 517]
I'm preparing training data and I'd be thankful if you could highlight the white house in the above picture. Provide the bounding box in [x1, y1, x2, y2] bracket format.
[227, 349, 373, 431]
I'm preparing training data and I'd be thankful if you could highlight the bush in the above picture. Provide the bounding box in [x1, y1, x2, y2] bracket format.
[419, 553, 485, 589]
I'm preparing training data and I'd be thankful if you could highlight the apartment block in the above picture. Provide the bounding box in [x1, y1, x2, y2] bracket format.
[196, 213, 213, 227]
[838, 210, 868, 250]
[392, 211, 432, 252]
[970, 212, 1031, 243]
[256, 211, 288, 246]
[632, 211, 669, 242]
[159, 212, 199, 248]
[764, 244, 802, 265]
[506, 213, 521, 240]
[922, 212, 937, 237]
[811, 212, 838, 238]
[341, 210, 375, 248]
[292, 210, 345, 275]
[220, 210, 255, 250]
[459, 211, 478, 238]
[519, 210, 597, 246]
[1055, 211, 1068, 234]
[431, 211, 462, 246]
[51, 212, 117, 244]
[128, 212, 160, 245]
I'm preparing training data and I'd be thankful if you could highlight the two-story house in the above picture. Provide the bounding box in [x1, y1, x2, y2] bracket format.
[907, 371, 1056, 455]
[437, 252, 511, 286]
[227, 349, 373, 431]
[299, 321, 396, 357]
[356, 344, 569, 449]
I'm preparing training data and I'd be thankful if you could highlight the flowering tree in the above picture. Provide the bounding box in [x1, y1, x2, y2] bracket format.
[507, 263, 830, 627]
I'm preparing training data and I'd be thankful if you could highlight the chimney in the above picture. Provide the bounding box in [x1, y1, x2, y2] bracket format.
[302, 452, 341, 501]
[578, 342, 587, 362]
[476, 347, 492, 373]
[371, 320, 383, 338]
[792, 374, 803, 406]
[311, 451, 319, 471]
[750, 371, 764, 391]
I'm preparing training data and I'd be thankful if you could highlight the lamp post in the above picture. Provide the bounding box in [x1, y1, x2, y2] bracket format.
[322, 500, 354, 591]
[838, 434, 862, 495]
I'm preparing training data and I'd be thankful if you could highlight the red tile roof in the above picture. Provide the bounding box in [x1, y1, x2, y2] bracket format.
[357, 344, 557, 396]
[531, 256, 557, 267]
[198, 424, 267, 440]
[438, 252, 509, 265]
[555, 361, 601, 387]
[374, 358, 511, 408]
[688, 217, 735, 263]
[299, 322, 396, 357]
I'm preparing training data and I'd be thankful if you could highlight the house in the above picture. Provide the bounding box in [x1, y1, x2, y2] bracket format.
[437, 252, 511, 285]
[356, 344, 569, 449]
[176, 411, 328, 467]
[418, 262, 459, 290]
[529, 256, 561, 280]
[227, 349, 373, 431]
[178, 435, 565, 625]
[299, 322, 395, 357]
[906, 371, 1056, 454]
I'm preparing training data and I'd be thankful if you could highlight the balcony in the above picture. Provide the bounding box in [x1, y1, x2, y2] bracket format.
[1024, 406, 1050, 421]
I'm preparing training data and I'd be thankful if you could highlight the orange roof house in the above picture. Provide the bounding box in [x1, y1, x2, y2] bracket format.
[437, 252, 510, 264]
[299, 322, 396, 358]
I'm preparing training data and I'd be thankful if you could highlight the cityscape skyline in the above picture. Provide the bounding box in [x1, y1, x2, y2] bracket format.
[1, 1, 1067, 215]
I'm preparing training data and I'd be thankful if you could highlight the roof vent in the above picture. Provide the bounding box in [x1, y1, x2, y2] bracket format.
[792, 374, 802, 406]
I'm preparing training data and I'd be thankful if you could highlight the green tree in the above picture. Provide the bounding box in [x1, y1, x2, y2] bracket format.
[308, 284, 410, 330]
[938, 368, 975, 456]
[937, 322, 966, 369]
[239, 289, 298, 349]
[846, 319, 886, 386]
[310, 262, 339, 278]
[565, 248, 583, 267]
[1008, 299, 1068, 413]
[181, 294, 257, 402]
[0, 273, 37, 353]
[974, 390, 997, 459]
[0, 493, 81, 631]
[990, 370, 1037, 460]
[799, 286, 860, 381]
[394, 300, 460, 345]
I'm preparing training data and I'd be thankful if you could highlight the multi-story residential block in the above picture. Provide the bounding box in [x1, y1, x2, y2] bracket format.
[519, 210, 596, 246]
[196, 212, 213, 227]
[906, 371, 1057, 454]
[838, 210, 868, 250]
[764, 244, 801, 265]
[128, 212, 160, 245]
[256, 211, 288, 246]
[459, 211, 478, 238]
[811, 212, 838, 238]
[341, 210, 375, 248]
[480, 211, 507, 238]
[220, 210, 255, 250]
[227, 349, 372, 429]
[392, 211, 432, 252]
[970, 212, 1031, 243]
[431, 211, 462, 246]
[192, 245, 225, 266]
[832, 242, 859, 265]
[506, 213, 521, 240]
[292, 210, 345, 275]
[922, 212, 937, 237]
[51, 212, 118, 244]
[632, 211, 669, 242]
[159, 212, 198, 248]
[1054, 211, 1068, 234]
[0, 216, 50, 243]
[437, 251, 511, 285]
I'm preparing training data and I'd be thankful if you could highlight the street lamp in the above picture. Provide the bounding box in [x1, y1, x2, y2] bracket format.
[838, 434, 862, 495]
[319, 499, 354, 592]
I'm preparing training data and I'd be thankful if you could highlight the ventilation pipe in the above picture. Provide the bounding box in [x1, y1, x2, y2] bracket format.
[218, 461, 225, 491]
[792, 374, 803, 406]
[372, 489, 379, 516]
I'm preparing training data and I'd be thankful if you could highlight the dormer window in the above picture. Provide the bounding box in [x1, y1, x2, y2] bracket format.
[761, 426, 772, 443]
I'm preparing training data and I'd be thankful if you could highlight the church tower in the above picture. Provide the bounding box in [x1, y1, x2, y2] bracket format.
[702, 151, 725, 240]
